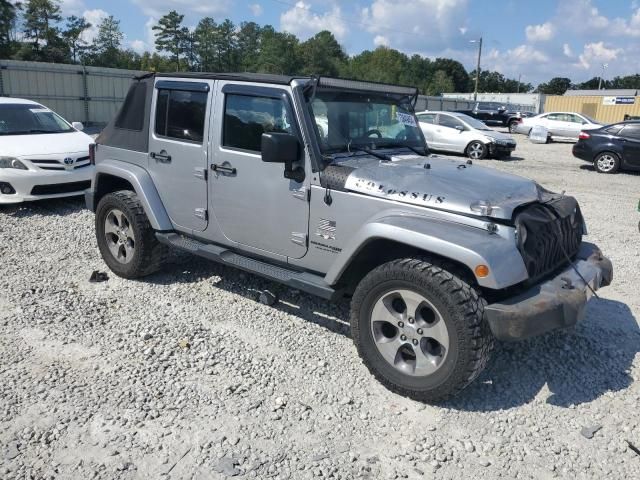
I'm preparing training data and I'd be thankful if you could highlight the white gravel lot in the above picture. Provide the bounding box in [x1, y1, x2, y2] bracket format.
[1, 132, 639, 480]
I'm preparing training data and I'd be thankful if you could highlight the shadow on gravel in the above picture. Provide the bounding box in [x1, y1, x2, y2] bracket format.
[0, 197, 85, 217]
[579, 164, 640, 177]
[445, 298, 639, 411]
[146, 255, 352, 338]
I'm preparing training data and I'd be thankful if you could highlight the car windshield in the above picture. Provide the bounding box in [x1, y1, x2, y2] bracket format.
[308, 90, 424, 155]
[455, 113, 491, 130]
[0, 104, 73, 135]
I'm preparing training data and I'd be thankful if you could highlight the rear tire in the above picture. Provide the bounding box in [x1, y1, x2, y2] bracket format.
[95, 190, 167, 279]
[594, 152, 620, 173]
[508, 121, 518, 134]
[350, 258, 494, 402]
[466, 141, 488, 160]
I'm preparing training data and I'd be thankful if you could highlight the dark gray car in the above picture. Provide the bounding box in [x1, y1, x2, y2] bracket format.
[85, 73, 612, 401]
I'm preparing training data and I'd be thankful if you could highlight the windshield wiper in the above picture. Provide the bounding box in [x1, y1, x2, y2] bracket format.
[350, 146, 390, 161]
[378, 142, 428, 156]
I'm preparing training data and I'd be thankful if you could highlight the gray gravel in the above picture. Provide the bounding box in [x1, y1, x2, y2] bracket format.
[1, 134, 640, 479]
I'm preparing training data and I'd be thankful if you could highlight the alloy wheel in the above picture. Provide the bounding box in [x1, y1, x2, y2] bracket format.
[596, 154, 616, 172]
[104, 208, 136, 264]
[468, 142, 484, 159]
[369, 289, 449, 377]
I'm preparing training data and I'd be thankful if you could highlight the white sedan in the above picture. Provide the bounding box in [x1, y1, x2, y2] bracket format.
[416, 111, 517, 160]
[0, 98, 94, 204]
[513, 111, 602, 140]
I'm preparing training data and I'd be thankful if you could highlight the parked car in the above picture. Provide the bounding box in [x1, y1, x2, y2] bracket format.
[0, 98, 94, 204]
[513, 112, 602, 141]
[85, 73, 612, 401]
[572, 121, 640, 173]
[416, 111, 516, 159]
[456, 102, 523, 133]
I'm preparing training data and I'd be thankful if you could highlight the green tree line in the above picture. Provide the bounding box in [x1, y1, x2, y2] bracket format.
[3, 1, 640, 95]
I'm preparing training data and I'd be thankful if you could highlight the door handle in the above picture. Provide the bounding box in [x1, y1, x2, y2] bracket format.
[211, 163, 236, 175]
[150, 151, 171, 163]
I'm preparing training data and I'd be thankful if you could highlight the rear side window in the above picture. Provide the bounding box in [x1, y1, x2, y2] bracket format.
[620, 124, 640, 139]
[154, 89, 207, 143]
[417, 113, 436, 124]
[115, 82, 146, 131]
[223, 94, 293, 152]
[438, 114, 463, 129]
[604, 125, 623, 135]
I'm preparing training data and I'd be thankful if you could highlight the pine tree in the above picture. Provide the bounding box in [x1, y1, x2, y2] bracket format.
[63, 15, 91, 63]
[153, 11, 186, 71]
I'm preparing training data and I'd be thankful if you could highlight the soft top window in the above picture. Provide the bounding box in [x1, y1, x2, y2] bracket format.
[115, 82, 147, 131]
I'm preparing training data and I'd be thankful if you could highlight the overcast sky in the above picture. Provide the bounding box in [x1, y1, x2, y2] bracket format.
[59, 0, 640, 85]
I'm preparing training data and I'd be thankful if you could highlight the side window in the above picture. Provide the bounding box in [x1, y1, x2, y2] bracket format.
[620, 124, 640, 140]
[546, 113, 559, 121]
[438, 115, 463, 129]
[417, 113, 436, 124]
[223, 94, 293, 152]
[604, 125, 623, 135]
[154, 88, 207, 143]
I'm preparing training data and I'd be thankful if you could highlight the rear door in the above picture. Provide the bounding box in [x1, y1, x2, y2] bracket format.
[436, 114, 467, 152]
[619, 124, 640, 168]
[416, 113, 437, 146]
[148, 79, 212, 232]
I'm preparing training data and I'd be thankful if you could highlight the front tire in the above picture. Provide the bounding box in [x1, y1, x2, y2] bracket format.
[508, 121, 518, 134]
[95, 191, 167, 279]
[594, 152, 620, 174]
[466, 141, 488, 160]
[350, 258, 494, 402]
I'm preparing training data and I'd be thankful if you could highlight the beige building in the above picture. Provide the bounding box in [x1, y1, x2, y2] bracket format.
[544, 89, 640, 124]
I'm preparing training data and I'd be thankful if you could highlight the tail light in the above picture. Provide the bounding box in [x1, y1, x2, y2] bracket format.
[578, 131, 590, 140]
[89, 143, 96, 165]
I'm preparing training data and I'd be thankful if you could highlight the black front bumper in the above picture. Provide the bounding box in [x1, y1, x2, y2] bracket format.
[485, 242, 613, 341]
[489, 143, 516, 157]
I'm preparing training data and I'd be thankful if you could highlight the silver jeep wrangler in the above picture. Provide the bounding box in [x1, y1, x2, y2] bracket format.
[86, 73, 612, 401]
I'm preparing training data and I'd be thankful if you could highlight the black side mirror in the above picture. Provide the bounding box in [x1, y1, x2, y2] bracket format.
[261, 132, 305, 182]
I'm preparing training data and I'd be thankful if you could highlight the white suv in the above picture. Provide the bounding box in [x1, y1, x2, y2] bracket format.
[0, 97, 94, 204]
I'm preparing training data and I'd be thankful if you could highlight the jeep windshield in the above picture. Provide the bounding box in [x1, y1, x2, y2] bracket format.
[308, 89, 425, 156]
[0, 104, 74, 135]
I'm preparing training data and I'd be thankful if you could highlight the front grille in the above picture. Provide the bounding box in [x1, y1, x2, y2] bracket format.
[30, 181, 91, 195]
[515, 198, 583, 281]
[29, 156, 90, 170]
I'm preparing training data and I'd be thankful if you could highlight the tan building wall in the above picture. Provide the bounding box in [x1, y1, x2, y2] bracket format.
[544, 95, 640, 124]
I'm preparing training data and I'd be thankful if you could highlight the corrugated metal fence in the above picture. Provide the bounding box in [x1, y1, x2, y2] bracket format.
[544, 95, 640, 124]
[415, 96, 474, 112]
[0, 60, 144, 125]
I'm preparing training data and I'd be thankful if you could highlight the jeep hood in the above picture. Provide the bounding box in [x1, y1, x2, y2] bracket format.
[334, 154, 549, 220]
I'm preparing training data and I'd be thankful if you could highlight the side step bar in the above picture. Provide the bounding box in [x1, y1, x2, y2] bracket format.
[156, 233, 337, 300]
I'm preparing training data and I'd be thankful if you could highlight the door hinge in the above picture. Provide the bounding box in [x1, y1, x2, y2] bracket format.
[292, 186, 309, 202]
[291, 232, 307, 246]
[194, 208, 208, 221]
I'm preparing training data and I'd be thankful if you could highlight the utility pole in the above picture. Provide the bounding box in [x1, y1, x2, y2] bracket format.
[598, 63, 608, 90]
[517, 74, 522, 94]
[471, 37, 483, 101]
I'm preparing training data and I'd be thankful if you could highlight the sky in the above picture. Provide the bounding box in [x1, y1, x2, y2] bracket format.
[57, 0, 640, 86]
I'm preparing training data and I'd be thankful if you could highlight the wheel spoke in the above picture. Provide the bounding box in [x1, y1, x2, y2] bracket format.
[397, 290, 425, 320]
[374, 336, 404, 365]
[423, 318, 449, 350]
[371, 294, 402, 323]
[104, 217, 119, 236]
[414, 347, 441, 376]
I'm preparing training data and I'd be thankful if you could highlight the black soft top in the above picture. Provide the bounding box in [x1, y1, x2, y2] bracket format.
[98, 72, 419, 152]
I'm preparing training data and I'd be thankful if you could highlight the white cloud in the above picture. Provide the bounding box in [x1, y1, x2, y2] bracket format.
[145, 17, 157, 53]
[81, 9, 109, 44]
[525, 22, 554, 42]
[563, 43, 573, 57]
[505, 44, 550, 64]
[60, 0, 86, 16]
[131, 0, 230, 19]
[373, 35, 389, 47]
[129, 39, 146, 54]
[458, 27, 467, 35]
[361, 0, 468, 52]
[249, 3, 263, 17]
[280, 1, 347, 41]
[576, 42, 622, 69]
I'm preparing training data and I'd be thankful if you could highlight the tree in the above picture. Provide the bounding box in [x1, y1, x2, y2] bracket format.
[214, 19, 238, 72]
[431, 58, 469, 92]
[21, 0, 66, 61]
[0, 0, 20, 58]
[236, 22, 262, 72]
[425, 70, 454, 96]
[194, 18, 218, 71]
[610, 74, 640, 89]
[89, 15, 123, 67]
[153, 11, 186, 71]
[298, 31, 347, 76]
[62, 15, 91, 63]
[536, 77, 573, 95]
[256, 26, 299, 74]
[346, 47, 409, 86]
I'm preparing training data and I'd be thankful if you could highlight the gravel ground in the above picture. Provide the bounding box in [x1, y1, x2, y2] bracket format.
[1, 133, 639, 480]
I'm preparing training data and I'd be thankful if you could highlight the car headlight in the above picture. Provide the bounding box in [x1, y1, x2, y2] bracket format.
[0, 157, 28, 170]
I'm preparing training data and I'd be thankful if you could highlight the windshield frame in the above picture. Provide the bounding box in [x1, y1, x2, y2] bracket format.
[305, 87, 427, 160]
[0, 103, 75, 136]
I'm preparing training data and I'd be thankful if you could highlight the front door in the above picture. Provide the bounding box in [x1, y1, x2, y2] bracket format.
[209, 82, 309, 259]
[620, 124, 640, 168]
[148, 79, 212, 232]
[436, 114, 467, 152]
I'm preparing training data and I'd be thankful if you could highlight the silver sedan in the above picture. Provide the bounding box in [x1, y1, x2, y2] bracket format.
[513, 111, 602, 140]
[416, 111, 517, 160]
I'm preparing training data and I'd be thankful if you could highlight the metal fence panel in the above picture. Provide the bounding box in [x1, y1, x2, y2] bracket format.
[0, 60, 144, 125]
[544, 95, 640, 124]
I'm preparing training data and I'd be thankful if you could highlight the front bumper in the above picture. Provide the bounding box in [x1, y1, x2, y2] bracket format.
[489, 142, 516, 156]
[0, 167, 94, 204]
[485, 242, 613, 341]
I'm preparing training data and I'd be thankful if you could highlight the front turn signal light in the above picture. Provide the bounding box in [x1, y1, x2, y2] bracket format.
[475, 265, 490, 278]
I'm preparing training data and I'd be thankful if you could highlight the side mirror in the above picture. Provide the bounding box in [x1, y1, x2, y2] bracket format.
[498, 107, 506, 112]
[261, 132, 305, 183]
[72, 121, 84, 131]
[455, 125, 465, 132]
